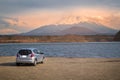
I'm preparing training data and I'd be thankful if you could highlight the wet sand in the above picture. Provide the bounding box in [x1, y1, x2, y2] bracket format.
[0, 56, 120, 80]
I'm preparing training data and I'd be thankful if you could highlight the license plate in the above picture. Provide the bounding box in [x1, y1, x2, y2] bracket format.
[21, 55, 27, 58]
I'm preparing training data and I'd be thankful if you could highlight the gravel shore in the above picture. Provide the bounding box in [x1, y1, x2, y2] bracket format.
[0, 56, 120, 80]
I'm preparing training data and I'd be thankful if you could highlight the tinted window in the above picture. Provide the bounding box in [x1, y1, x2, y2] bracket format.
[33, 49, 40, 54]
[19, 50, 32, 55]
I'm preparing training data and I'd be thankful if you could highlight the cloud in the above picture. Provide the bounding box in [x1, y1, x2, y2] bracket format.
[0, 16, 12, 28]
[0, 28, 20, 35]
[0, 0, 120, 15]
[0, 16, 30, 33]
[54, 8, 120, 30]
[3, 17, 25, 27]
[101, 15, 120, 29]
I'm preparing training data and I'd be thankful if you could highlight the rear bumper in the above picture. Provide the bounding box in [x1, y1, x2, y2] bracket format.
[16, 58, 35, 64]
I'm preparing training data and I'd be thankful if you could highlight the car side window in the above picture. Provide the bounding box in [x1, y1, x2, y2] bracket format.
[33, 49, 38, 54]
[37, 50, 41, 54]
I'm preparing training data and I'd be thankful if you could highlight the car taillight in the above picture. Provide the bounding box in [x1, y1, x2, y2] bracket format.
[17, 54, 20, 57]
[30, 53, 34, 57]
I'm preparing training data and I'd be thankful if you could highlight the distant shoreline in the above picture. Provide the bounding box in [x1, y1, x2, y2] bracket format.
[0, 35, 114, 43]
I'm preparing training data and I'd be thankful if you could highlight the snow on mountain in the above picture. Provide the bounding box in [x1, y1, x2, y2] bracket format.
[22, 22, 118, 36]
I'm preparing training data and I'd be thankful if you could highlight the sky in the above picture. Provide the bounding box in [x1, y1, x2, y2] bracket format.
[0, 0, 120, 34]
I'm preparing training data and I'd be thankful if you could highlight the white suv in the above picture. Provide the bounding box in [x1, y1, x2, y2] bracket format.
[16, 48, 45, 66]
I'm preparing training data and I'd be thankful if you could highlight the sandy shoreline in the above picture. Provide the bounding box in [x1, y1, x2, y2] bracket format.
[0, 56, 120, 80]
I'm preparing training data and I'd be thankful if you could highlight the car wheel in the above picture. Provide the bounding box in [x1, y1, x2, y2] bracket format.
[40, 57, 45, 64]
[40, 61, 44, 64]
[16, 63, 20, 66]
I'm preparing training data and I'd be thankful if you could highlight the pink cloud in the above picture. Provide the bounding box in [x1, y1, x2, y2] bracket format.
[0, 28, 20, 35]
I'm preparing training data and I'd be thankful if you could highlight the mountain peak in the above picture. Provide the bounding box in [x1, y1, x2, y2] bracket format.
[22, 22, 118, 36]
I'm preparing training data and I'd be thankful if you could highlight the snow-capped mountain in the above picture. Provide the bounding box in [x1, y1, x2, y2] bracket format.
[22, 22, 118, 36]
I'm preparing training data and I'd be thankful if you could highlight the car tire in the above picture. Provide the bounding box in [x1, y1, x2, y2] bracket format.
[16, 63, 20, 66]
[40, 61, 44, 64]
[40, 57, 45, 64]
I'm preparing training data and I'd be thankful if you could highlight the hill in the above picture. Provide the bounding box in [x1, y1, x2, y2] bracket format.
[113, 31, 120, 41]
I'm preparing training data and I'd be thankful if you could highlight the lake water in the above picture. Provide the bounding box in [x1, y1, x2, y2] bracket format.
[0, 42, 120, 58]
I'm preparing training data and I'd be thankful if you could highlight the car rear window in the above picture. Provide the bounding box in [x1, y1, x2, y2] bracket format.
[18, 50, 32, 55]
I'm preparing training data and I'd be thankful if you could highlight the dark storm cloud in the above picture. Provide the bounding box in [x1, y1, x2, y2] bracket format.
[0, 0, 120, 15]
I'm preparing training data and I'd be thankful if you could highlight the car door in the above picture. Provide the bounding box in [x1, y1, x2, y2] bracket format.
[37, 50, 44, 62]
[33, 49, 41, 62]
[39, 52, 44, 62]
